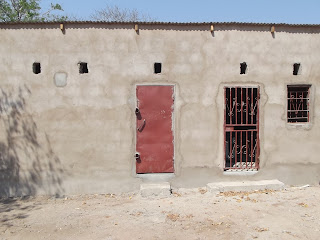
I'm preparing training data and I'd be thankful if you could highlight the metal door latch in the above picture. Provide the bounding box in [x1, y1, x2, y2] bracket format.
[137, 119, 146, 131]
[135, 152, 140, 160]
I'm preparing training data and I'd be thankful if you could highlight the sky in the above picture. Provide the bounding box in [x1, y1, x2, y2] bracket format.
[41, 0, 320, 24]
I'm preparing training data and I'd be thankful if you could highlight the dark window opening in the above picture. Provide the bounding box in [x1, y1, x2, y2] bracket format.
[225, 131, 258, 170]
[154, 63, 161, 74]
[293, 63, 301, 75]
[79, 62, 88, 74]
[225, 87, 258, 126]
[33, 62, 41, 74]
[287, 85, 311, 123]
[240, 62, 247, 75]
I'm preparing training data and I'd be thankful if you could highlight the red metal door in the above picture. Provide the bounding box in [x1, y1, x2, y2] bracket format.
[136, 85, 174, 173]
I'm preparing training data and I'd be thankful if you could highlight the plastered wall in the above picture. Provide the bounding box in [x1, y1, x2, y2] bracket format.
[0, 23, 319, 196]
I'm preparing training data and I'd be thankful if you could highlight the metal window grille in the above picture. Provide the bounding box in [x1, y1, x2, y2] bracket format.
[287, 85, 310, 123]
[224, 87, 260, 170]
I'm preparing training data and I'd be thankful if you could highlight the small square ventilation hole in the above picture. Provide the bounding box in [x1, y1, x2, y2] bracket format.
[293, 63, 301, 75]
[240, 62, 247, 75]
[33, 62, 41, 74]
[79, 62, 88, 74]
[154, 63, 162, 74]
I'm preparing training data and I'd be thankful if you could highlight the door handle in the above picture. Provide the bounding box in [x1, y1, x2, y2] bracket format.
[135, 152, 140, 160]
[137, 119, 146, 132]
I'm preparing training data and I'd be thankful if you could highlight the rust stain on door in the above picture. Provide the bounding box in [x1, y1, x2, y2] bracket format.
[136, 85, 174, 173]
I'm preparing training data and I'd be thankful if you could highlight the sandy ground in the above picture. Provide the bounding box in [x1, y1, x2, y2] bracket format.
[0, 185, 319, 240]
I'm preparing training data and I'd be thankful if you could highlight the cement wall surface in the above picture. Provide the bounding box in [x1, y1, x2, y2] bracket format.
[0, 23, 319, 196]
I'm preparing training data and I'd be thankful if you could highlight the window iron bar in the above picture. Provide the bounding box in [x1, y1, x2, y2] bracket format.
[287, 110, 309, 112]
[287, 98, 309, 100]
[288, 117, 309, 119]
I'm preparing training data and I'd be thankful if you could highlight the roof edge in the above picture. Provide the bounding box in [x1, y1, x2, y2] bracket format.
[0, 21, 320, 27]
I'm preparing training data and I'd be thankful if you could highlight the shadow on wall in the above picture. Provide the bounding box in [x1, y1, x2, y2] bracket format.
[0, 85, 64, 197]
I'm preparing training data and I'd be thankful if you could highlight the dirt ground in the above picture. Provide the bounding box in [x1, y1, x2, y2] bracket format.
[0, 185, 319, 240]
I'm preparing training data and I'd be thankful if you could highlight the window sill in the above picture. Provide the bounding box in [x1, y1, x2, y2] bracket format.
[286, 122, 313, 130]
[223, 170, 258, 176]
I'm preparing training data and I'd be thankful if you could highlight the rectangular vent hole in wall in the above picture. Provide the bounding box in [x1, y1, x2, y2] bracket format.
[154, 63, 162, 74]
[293, 63, 301, 75]
[33, 62, 41, 74]
[240, 62, 247, 74]
[79, 62, 88, 74]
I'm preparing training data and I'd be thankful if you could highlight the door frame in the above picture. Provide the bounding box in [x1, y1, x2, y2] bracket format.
[223, 85, 260, 171]
[134, 84, 176, 175]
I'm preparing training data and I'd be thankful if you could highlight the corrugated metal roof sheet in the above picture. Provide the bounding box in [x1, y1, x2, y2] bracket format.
[0, 21, 320, 27]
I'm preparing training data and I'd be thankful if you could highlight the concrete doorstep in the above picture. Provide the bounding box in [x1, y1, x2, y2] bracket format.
[140, 182, 171, 197]
[140, 180, 284, 197]
[206, 179, 285, 193]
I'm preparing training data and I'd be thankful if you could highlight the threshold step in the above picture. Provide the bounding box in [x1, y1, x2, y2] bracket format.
[140, 182, 171, 197]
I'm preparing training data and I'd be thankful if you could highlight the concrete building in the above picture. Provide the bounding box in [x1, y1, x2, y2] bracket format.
[0, 21, 319, 197]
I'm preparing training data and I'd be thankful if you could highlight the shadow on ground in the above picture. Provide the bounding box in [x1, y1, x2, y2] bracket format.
[0, 196, 42, 228]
